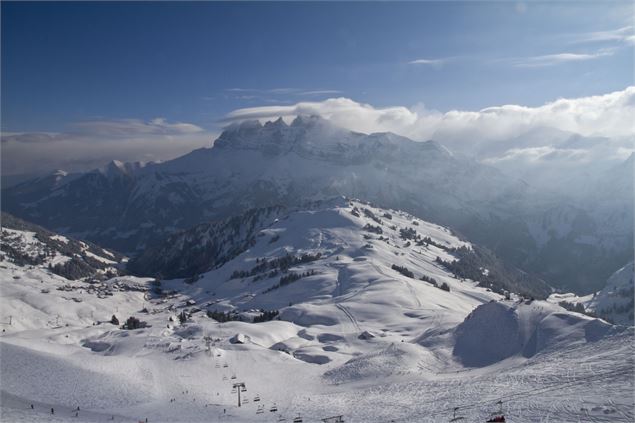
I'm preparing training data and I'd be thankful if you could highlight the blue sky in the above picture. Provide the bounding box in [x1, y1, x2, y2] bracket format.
[1, 1, 633, 174]
[2, 1, 633, 131]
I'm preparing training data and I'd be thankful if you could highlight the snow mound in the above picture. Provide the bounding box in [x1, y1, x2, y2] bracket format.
[229, 333, 247, 344]
[453, 300, 619, 367]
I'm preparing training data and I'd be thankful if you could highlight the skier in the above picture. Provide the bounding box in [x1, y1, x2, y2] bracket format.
[51, 408, 54, 415]
[30, 404, 34, 409]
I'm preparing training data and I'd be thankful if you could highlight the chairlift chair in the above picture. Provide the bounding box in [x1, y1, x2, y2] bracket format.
[231, 388, 237, 394]
[270, 404, 278, 412]
[223, 363, 228, 368]
[231, 374, 237, 380]
[256, 406, 264, 414]
[241, 386, 247, 392]
[486, 400, 506, 422]
[253, 395, 261, 402]
[449, 407, 465, 422]
[293, 415, 303, 423]
[278, 416, 287, 422]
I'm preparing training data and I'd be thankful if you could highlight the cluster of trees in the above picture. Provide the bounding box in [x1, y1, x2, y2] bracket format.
[253, 309, 279, 323]
[558, 301, 586, 314]
[417, 236, 446, 250]
[49, 258, 99, 280]
[420, 274, 439, 286]
[598, 299, 634, 323]
[363, 224, 383, 235]
[0, 242, 48, 266]
[399, 227, 417, 240]
[207, 310, 241, 323]
[1, 213, 121, 280]
[230, 253, 323, 280]
[391, 264, 414, 278]
[123, 316, 148, 330]
[252, 270, 279, 282]
[436, 245, 551, 300]
[184, 274, 201, 284]
[264, 269, 319, 293]
[363, 208, 383, 224]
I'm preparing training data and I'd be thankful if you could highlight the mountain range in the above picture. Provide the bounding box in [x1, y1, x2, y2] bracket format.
[3, 115, 632, 293]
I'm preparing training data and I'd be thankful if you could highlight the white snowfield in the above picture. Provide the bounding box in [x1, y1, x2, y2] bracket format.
[1, 199, 633, 422]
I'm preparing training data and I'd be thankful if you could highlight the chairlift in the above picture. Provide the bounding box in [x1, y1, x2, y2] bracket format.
[270, 403, 278, 412]
[293, 416, 303, 423]
[449, 407, 465, 422]
[486, 400, 506, 423]
[253, 395, 261, 402]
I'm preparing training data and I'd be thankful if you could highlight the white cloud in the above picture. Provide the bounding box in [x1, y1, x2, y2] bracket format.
[571, 25, 634, 44]
[221, 87, 635, 179]
[71, 118, 204, 137]
[509, 49, 615, 67]
[224, 87, 342, 98]
[408, 58, 445, 66]
[1, 118, 215, 175]
[224, 87, 635, 142]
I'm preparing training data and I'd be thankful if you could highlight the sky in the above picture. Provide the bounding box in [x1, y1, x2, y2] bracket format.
[1, 1, 634, 176]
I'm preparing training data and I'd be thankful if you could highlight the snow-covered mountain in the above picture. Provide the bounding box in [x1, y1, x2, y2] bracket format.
[1, 199, 631, 422]
[1, 116, 524, 250]
[2, 116, 632, 293]
[550, 261, 634, 326]
[1, 213, 124, 281]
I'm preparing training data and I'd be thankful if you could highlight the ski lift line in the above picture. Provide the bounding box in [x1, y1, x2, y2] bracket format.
[386, 365, 633, 423]
[402, 367, 632, 422]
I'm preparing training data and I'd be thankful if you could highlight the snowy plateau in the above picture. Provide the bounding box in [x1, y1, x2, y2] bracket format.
[0, 198, 633, 422]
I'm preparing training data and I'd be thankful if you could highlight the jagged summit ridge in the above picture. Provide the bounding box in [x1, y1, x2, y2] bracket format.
[213, 114, 452, 164]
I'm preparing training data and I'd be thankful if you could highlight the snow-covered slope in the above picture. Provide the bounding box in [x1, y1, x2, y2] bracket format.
[1, 213, 124, 281]
[587, 262, 634, 325]
[2, 199, 631, 422]
[548, 261, 634, 326]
